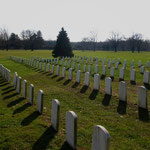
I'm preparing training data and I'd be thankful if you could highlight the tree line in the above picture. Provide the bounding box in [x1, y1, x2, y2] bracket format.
[0, 27, 150, 52]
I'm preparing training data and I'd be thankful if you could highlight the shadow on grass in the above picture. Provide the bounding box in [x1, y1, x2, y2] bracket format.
[0, 83, 9, 87]
[144, 83, 150, 90]
[46, 73, 53, 76]
[57, 77, 64, 82]
[2, 85, 14, 91]
[63, 79, 71, 86]
[119, 78, 124, 82]
[21, 111, 40, 126]
[61, 141, 74, 150]
[32, 126, 57, 150]
[130, 81, 136, 85]
[89, 89, 99, 100]
[7, 97, 25, 107]
[102, 94, 112, 106]
[2, 88, 16, 95]
[80, 85, 88, 93]
[110, 76, 114, 81]
[100, 75, 105, 80]
[51, 75, 58, 79]
[72, 82, 79, 88]
[3, 93, 19, 100]
[138, 107, 149, 122]
[117, 100, 127, 115]
[13, 103, 31, 115]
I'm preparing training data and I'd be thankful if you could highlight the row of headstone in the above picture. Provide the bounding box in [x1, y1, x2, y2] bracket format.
[0, 64, 11, 83]
[51, 99, 110, 149]
[9, 56, 150, 84]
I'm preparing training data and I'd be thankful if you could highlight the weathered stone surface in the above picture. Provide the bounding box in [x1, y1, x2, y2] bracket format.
[13, 72, 18, 88]
[66, 111, 77, 149]
[102, 65, 106, 76]
[94, 74, 100, 90]
[23, 80, 27, 99]
[140, 66, 144, 74]
[119, 68, 124, 80]
[56, 66, 60, 76]
[17, 76, 21, 94]
[83, 65, 86, 72]
[29, 84, 34, 105]
[52, 65, 54, 73]
[51, 99, 60, 131]
[110, 67, 115, 78]
[68, 68, 73, 80]
[95, 65, 98, 74]
[130, 69, 136, 82]
[85, 72, 90, 86]
[76, 70, 81, 83]
[105, 77, 112, 95]
[88, 65, 91, 73]
[138, 86, 147, 109]
[92, 125, 110, 150]
[119, 81, 127, 101]
[47, 63, 50, 72]
[37, 90, 44, 114]
[143, 71, 149, 84]
[77, 64, 80, 70]
[62, 67, 66, 78]
[146, 61, 149, 68]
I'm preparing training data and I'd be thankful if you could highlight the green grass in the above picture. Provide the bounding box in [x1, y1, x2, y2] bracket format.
[0, 50, 150, 150]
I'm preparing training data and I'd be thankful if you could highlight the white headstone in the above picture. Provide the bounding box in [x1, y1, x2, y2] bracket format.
[102, 65, 106, 76]
[119, 81, 127, 101]
[105, 77, 112, 95]
[95, 65, 98, 74]
[143, 71, 149, 84]
[66, 111, 77, 149]
[130, 69, 136, 82]
[52, 65, 54, 73]
[17, 76, 21, 94]
[62, 67, 66, 78]
[92, 125, 110, 150]
[56, 66, 60, 76]
[43, 63, 46, 72]
[13, 72, 18, 88]
[51, 99, 60, 131]
[47, 63, 50, 72]
[146, 61, 149, 68]
[140, 66, 145, 74]
[68, 68, 73, 80]
[29, 84, 34, 105]
[110, 67, 115, 78]
[83, 65, 86, 73]
[138, 60, 142, 67]
[37, 90, 44, 114]
[119, 68, 124, 80]
[77, 64, 80, 70]
[85, 72, 90, 86]
[23, 80, 27, 99]
[76, 70, 81, 83]
[72, 62, 75, 70]
[138, 86, 147, 109]
[88, 65, 91, 73]
[94, 74, 100, 90]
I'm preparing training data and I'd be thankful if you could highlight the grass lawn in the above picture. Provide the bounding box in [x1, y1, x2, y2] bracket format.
[0, 50, 150, 150]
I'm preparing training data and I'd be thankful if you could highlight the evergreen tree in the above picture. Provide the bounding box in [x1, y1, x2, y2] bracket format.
[52, 27, 73, 57]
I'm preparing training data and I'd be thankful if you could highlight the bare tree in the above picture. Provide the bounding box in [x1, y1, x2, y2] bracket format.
[0, 28, 9, 50]
[108, 31, 122, 52]
[89, 30, 98, 51]
[128, 33, 143, 53]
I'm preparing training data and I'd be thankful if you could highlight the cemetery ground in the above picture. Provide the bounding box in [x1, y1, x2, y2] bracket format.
[0, 50, 150, 150]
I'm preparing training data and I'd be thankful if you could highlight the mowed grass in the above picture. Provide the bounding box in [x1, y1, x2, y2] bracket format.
[0, 50, 150, 150]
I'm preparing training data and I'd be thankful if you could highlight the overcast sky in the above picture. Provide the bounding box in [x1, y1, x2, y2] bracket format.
[0, 0, 150, 41]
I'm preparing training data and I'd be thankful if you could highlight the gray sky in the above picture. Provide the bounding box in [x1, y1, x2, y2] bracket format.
[0, 0, 150, 41]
